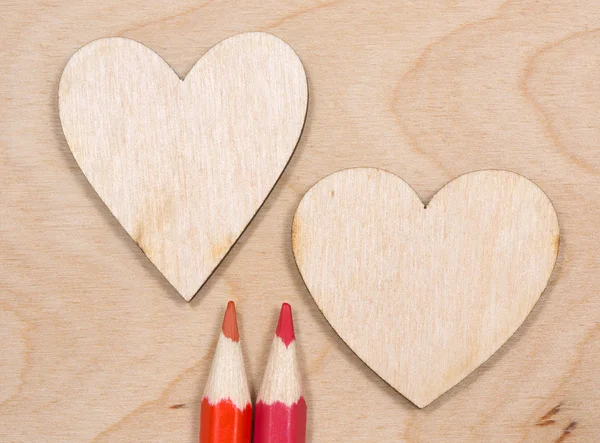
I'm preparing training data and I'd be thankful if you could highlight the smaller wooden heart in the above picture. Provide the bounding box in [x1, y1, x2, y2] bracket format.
[59, 33, 307, 301]
[292, 169, 559, 407]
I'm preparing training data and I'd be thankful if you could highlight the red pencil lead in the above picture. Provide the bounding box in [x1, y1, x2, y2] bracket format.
[276, 302, 295, 347]
[221, 301, 239, 342]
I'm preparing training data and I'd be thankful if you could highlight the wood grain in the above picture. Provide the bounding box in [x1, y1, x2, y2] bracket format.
[292, 168, 559, 407]
[1, 0, 599, 441]
[59, 33, 308, 301]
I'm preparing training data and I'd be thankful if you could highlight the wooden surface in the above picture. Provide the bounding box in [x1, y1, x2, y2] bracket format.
[1, 0, 599, 441]
[59, 33, 307, 301]
[293, 168, 559, 408]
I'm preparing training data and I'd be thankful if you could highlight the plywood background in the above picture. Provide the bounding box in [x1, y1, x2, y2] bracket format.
[1, 0, 598, 441]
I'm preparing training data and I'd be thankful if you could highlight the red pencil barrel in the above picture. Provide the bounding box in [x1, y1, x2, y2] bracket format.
[200, 398, 252, 443]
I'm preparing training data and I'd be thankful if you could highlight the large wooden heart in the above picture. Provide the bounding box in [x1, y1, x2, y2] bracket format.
[59, 33, 307, 301]
[292, 169, 559, 407]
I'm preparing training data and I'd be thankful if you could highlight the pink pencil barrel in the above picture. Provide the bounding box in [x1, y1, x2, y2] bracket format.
[254, 303, 307, 443]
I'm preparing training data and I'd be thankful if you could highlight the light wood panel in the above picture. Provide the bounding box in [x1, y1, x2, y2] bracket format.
[1, 0, 599, 441]
[293, 169, 559, 408]
[59, 33, 307, 301]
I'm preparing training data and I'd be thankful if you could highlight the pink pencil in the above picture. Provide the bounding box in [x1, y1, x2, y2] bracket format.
[254, 303, 306, 443]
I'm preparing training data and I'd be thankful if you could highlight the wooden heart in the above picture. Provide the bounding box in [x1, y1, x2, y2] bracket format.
[59, 33, 307, 301]
[292, 169, 559, 407]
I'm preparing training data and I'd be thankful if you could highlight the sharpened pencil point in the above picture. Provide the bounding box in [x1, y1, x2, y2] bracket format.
[276, 302, 295, 347]
[202, 300, 251, 442]
[255, 302, 306, 442]
[221, 301, 239, 342]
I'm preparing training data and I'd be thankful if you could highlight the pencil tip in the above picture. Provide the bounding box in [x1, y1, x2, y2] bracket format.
[276, 302, 295, 347]
[222, 301, 239, 342]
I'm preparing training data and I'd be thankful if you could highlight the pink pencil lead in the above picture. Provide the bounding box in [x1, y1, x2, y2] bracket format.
[276, 302, 295, 347]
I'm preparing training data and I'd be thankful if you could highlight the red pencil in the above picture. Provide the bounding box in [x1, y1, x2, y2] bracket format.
[254, 303, 307, 443]
[200, 301, 252, 443]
